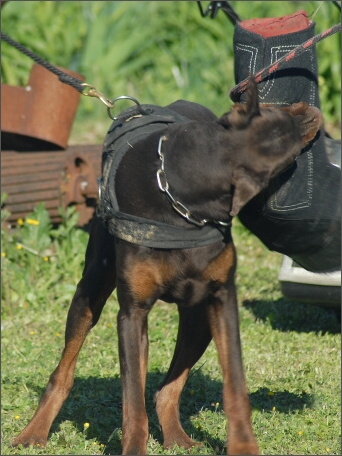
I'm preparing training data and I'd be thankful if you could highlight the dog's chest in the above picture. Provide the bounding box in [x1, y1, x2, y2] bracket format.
[125, 242, 236, 307]
[167, 243, 236, 304]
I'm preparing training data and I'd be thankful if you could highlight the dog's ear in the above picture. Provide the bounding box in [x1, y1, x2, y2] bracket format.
[218, 80, 260, 129]
[280, 103, 323, 146]
[230, 168, 263, 216]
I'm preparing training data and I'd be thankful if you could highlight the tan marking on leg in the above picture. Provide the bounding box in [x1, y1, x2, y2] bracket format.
[126, 259, 175, 302]
[203, 242, 236, 283]
[155, 373, 199, 449]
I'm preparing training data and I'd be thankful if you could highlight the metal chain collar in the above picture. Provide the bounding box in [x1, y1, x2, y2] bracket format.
[156, 135, 231, 228]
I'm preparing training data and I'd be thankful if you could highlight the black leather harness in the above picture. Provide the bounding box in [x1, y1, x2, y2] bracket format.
[96, 104, 230, 248]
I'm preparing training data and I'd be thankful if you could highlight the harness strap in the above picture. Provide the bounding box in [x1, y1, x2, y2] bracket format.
[104, 210, 228, 249]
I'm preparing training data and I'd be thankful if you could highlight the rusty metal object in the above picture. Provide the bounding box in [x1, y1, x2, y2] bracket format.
[61, 145, 102, 226]
[1, 61, 104, 225]
[2, 145, 102, 226]
[1, 64, 84, 151]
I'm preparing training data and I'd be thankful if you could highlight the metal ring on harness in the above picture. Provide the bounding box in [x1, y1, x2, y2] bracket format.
[107, 95, 144, 120]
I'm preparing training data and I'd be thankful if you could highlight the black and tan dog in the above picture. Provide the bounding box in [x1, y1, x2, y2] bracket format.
[13, 84, 322, 455]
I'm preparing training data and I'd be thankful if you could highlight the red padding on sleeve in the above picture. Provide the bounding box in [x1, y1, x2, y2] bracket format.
[240, 11, 311, 38]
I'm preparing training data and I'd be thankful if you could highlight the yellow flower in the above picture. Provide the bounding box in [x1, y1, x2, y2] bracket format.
[326, 449, 331, 453]
[55, 333, 61, 337]
[16, 244, 23, 250]
[29, 331, 36, 335]
[26, 218, 39, 226]
[298, 431, 303, 436]
[272, 406, 276, 412]
[17, 218, 24, 226]
[43, 256, 49, 261]
[14, 415, 20, 420]
[84, 422, 90, 430]
[1, 252, 6, 257]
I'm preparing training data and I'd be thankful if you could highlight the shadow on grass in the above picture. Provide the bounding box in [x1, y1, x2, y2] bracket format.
[26, 365, 315, 455]
[249, 387, 314, 413]
[243, 297, 341, 334]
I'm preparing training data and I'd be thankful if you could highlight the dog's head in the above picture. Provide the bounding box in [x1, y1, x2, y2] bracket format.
[218, 82, 323, 216]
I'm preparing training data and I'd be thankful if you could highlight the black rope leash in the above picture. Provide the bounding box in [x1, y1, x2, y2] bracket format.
[0, 30, 124, 113]
[1, 31, 85, 93]
[229, 22, 341, 102]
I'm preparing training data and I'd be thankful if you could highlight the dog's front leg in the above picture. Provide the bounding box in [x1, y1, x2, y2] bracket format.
[117, 299, 150, 455]
[12, 217, 117, 449]
[207, 282, 259, 455]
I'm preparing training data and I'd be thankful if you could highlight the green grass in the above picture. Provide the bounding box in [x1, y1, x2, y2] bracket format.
[1, 203, 340, 455]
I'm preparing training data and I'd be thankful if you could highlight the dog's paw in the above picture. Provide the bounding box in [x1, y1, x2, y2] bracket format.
[12, 433, 47, 448]
[228, 440, 259, 455]
[163, 431, 202, 450]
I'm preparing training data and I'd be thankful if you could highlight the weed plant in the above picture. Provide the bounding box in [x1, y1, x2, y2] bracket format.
[1, 202, 340, 455]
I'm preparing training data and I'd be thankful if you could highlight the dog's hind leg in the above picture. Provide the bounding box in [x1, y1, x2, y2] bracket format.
[207, 283, 259, 455]
[155, 302, 212, 450]
[12, 217, 117, 448]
